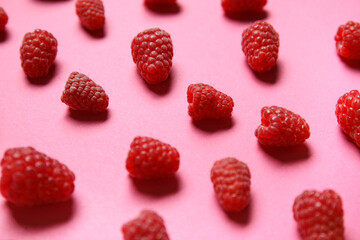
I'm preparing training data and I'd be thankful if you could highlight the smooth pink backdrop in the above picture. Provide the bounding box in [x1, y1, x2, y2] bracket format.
[1, 0, 360, 239]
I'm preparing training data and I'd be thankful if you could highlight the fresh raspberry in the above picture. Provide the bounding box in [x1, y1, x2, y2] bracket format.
[76, 0, 105, 31]
[222, 0, 267, 13]
[255, 106, 310, 146]
[122, 210, 170, 240]
[19, 29, 58, 79]
[335, 90, 360, 147]
[293, 190, 344, 240]
[335, 21, 360, 60]
[0, 7, 8, 31]
[126, 136, 180, 179]
[131, 28, 173, 84]
[187, 83, 234, 120]
[210, 158, 251, 212]
[242, 21, 279, 73]
[61, 72, 109, 113]
[0, 147, 75, 206]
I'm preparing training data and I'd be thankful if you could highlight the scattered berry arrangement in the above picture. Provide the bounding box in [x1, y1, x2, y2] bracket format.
[0, 1, 359, 239]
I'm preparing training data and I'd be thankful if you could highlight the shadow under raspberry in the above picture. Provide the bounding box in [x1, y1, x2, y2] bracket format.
[225, 198, 252, 225]
[251, 63, 281, 85]
[191, 118, 234, 133]
[81, 25, 106, 39]
[145, 2, 182, 14]
[130, 175, 180, 197]
[0, 29, 9, 42]
[258, 142, 311, 163]
[224, 10, 268, 22]
[339, 57, 360, 70]
[6, 198, 75, 229]
[26, 63, 58, 86]
[67, 109, 110, 122]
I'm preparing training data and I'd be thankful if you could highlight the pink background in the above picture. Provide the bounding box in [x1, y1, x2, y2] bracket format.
[0, 0, 360, 239]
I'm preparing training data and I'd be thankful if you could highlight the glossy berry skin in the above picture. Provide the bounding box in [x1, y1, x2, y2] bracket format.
[20, 29, 58, 79]
[210, 158, 251, 212]
[61, 72, 109, 113]
[293, 190, 344, 240]
[335, 21, 360, 60]
[0, 147, 75, 206]
[122, 210, 170, 240]
[126, 136, 180, 179]
[335, 90, 360, 147]
[76, 0, 105, 31]
[242, 21, 279, 73]
[131, 28, 173, 84]
[0, 7, 8, 31]
[187, 83, 234, 120]
[222, 0, 267, 13]
[255, 106, 310, 146]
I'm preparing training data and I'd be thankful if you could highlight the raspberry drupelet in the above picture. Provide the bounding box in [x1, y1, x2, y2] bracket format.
[255, 106, 310, 146]
[211, 158, 251, 212]
[242, 21, 279, 73]
[0, 7, 8, 31]
[131, 28, 173, 84]
[187, 83, 234, 120]
[335, 21, 360, 60]
[126, 136, 180, 179]
[20, 29, 58, 79]
[293, 190, 344, 240]
[76, 0, 105, 31]
[0, 147, 75, 206]
[222, 0, 267, 14]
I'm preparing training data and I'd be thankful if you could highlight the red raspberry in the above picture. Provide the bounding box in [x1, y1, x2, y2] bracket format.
[293, 190, 344, 240]
[210, 158, 251, 212]
[242, 21, 279, 73]
[19, 29, 58, 79]
[0, 7, 8, 31]
[126, 136, 180, 179]
[76, 0, 105, 31]
[131, 28, 173, 84]
[122, 210, 170, 240]
[255, 106, 310, 146]
[187, 83, 234, 120]
[0, 147, 75, 206]
[61, 72, 109, 113]
[335, 90, 360, 147]
[222, 0, 267, 13]
[335, 21, 360, 60]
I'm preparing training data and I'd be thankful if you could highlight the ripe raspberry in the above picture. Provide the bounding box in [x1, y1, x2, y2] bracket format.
[242, 21, 279, 73]
[210, 158, 251, 212]
[122, 210, 170, 240]
[293, 190, 344, 240]
[0, 7, 8, 31]
[126, 136, 180, 179]
[131, 28, 173, 84]
[335, 90, 360, 147]
[222, 0, 267, 13]
[187, 83, 234, 120]
[20, 29, 58, 79]
[61, 72, 109, 113]
[255, 106, 310, 146]
[335, 21, 360, 60]
[0, 147, 75, 206]
[76, 0, 105, 31]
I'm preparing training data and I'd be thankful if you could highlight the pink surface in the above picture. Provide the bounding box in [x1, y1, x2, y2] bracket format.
[0, 0, 360, 239]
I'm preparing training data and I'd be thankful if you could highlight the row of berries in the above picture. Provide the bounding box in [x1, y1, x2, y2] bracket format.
[0, 145, 345, 239]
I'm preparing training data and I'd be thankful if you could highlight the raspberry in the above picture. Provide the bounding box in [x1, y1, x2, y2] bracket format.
[126, 136, 180, 179]
[222, 0, 267, 13]
[187, 83, 234, 120]
[61, 72, 109, 113]
[0, 147, 75, 206]
[76, 0, 105, 31]
[210, 158, 251, 212]
[255, 106, 310, 146]
[335, 21, 360, 60]
[0, 7, 8, 31]
[293, 190, 344, 240]
[242, 21, 279, 73]
[122, 210, 170, 240]
[19, 29, 58, 79]
[335, 90, 360, 147]
[131, 28, 173, 84]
